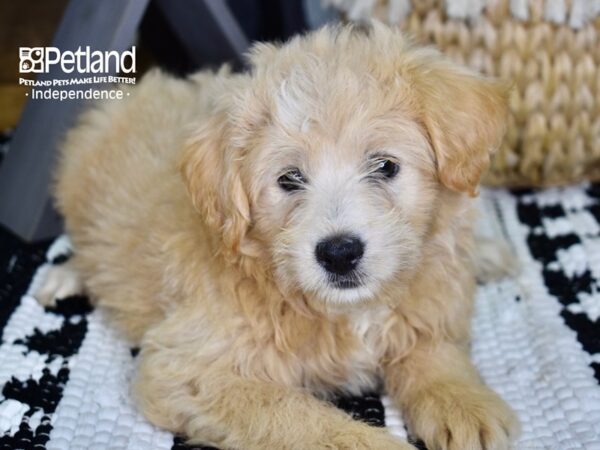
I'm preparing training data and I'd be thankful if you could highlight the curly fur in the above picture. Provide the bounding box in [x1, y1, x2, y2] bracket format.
[50, 24, 518, 450]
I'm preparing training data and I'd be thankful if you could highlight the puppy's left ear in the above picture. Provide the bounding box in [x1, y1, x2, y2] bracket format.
[411, 57, 510, 196]
[180, 112, 251, 257]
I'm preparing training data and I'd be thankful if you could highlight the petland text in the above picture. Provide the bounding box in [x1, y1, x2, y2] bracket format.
[19, 46, 136, 74]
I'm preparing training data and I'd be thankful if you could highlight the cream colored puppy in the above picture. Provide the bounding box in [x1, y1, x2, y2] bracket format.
[49, 24, 519, 450]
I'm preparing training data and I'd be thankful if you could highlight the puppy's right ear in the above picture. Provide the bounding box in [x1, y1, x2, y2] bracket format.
[180, 113, 251, 255]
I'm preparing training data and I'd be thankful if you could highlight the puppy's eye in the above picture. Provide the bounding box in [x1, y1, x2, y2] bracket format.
[278, 168, 307, 192]
[371, 158, 400, 180]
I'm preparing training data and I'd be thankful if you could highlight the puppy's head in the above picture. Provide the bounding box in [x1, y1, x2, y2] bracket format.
[182, 24, 508, 306]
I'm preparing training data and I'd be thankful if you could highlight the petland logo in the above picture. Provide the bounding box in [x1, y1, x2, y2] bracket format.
[18, 46, 137, 102]
[19, 46, 136, 74]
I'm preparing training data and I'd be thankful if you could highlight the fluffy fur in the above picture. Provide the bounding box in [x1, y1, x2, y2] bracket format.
[48, 24, 519, 450]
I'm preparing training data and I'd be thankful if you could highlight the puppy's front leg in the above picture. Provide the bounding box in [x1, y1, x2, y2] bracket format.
[134, 310, 414, 450]
[384, 341, 519, 450]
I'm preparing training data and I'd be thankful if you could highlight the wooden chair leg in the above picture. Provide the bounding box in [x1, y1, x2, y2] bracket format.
[0, 0, 148, 241]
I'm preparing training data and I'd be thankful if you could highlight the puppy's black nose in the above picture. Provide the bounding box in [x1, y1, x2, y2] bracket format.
[315, 234, 364, 276]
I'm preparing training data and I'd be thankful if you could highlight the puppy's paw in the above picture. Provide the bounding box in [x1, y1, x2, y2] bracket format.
[408, 383, 519, 450]
[329, 425, 416, 449]
[32, 263, 84, 306]
[473, 236, 518, 284]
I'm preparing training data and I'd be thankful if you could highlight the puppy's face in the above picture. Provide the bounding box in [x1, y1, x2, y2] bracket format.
[182, 25, 508, 307]
[251, 79, 436, 305]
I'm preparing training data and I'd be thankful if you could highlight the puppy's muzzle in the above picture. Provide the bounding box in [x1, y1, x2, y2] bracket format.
[315, 234, 364, 287]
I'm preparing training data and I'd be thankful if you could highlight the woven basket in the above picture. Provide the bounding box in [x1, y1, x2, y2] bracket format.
[326, 0, 600, 188]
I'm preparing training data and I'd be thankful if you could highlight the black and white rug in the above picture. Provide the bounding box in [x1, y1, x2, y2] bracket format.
[1, 184, 600, 450]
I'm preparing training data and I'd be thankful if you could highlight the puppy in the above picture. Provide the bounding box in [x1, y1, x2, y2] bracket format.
[49, 24, 519, 450]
